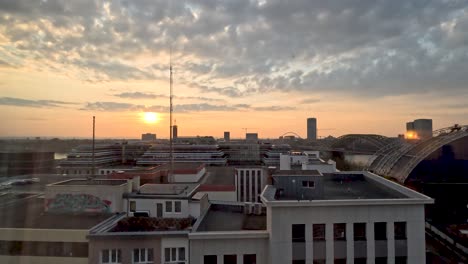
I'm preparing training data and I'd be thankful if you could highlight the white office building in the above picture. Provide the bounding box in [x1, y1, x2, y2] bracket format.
[235, 167, 268, 203]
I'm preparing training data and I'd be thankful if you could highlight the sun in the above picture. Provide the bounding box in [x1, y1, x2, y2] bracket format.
[142, 112, 159, 124]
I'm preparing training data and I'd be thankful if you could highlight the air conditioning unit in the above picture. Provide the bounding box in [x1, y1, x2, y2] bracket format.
[253, 203, 262, 215]
[244, 202, 253, 215]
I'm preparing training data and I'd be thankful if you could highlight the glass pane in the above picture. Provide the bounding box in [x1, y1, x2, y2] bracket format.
[166, 201, 172, 212]
[178, 247, 185, 260]
[171, 247, 177, 261]
[148, 248, 153, 261]
[134, 248, 139, 262]
[175, 201, 181, 212]
[111, 249, 116, 262]
[165, 248, 171, 262]
[102, 250, 109, 263]
[117, 249, 121, 262]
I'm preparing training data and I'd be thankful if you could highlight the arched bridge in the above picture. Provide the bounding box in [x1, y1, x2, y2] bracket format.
[330, 134, 392, 149]
[279, 132, 303, 139]
[367, 124, 468, 183]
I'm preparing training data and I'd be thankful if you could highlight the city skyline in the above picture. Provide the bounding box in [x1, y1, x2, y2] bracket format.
[1, 1, 468, 138]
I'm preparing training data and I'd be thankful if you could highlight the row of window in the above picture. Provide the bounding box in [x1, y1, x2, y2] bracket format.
[204, 254, 256, 264]
[129, 201, 182, 214]
[101, 247, 185, 264]
[305, 257, 408, 264]
[292, 222, 407, 242]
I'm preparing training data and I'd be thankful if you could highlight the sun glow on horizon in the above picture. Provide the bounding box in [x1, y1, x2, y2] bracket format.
[142, 112, 159, 124]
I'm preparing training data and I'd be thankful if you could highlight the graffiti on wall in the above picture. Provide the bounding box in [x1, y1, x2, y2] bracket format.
[46, 193, 112, 213]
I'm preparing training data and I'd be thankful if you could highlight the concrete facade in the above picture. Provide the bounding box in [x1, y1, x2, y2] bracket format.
[235, 167, 267, 203]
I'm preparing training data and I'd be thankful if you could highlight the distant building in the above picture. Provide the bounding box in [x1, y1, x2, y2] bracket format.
[173, 125, 178, 139]
[406, 119, 433, 140]
[137, 144, 227, 166]
[224, 131, 230, 141]
[307, 117, 317, 140]
[235, 167, 268, 203]
[246, 133, 258, 141]
[0, 151, 55, 176]
[279, 151, 337, 173]
[141, 133, 156, 141]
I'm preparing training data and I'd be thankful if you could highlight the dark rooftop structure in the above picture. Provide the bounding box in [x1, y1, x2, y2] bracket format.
[273, 169, 322, 176]
[202, 166, 235, 185]
[49, 179, 128, 186]
[196, 203, 266, 232]
[0, 197, 113, 229]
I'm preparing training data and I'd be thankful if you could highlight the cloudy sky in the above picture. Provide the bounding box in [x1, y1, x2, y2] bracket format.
[0, 0, 467, 138]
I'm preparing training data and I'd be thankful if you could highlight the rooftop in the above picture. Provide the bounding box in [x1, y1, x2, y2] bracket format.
[273, 169, 322, 176]
[196, 203, 266, 232]
[263, 171, 433, 203]
[202, 166, 235, 185]
[0, 197, 113, 229]
[49, 179, 128, 186]
[126, 183, 200, 199]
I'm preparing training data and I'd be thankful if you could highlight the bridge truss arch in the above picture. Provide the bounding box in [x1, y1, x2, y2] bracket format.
[331, 134, 391, 149]
[279, 132, 303, 139]
[368, 125, 468, 183]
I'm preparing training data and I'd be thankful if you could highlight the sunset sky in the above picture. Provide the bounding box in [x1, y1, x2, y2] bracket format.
[0, 0, 467, 139]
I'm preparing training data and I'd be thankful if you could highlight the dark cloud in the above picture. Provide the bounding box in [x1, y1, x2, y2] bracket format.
[300, 98, 321, 104]
[1, 0, 468, 98]
[0, 97, 76, 108]
[114, 92, 165, 99]
[81, 101, 291, 113]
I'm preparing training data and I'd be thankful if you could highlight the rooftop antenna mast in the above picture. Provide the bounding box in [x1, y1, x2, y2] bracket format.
[169, 48, 174, 182]
[92, 116, 95, 178]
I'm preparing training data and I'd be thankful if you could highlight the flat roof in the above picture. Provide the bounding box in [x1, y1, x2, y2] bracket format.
[49, 179, 128, 186]
[126, 183, 199, 199]
[263, 171, 433, 203]
[202, 166, 235, 185]
[273, 169, 322, 176]
[196, 203, 266, 232]
[0, 197, 113, 229]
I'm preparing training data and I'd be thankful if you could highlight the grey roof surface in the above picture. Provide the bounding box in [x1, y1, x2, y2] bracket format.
[196, 203, 266, 232]
[273, 170, 322, 176]
[265, 173, 408, 201]
[51, 179, 128, 186]
[0, 197, 112, 229]
[126, 183, 199, 199]
[202, 166, 235, 185]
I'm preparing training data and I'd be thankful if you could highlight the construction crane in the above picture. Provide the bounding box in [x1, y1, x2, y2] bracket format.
[242, 128, 257, 133]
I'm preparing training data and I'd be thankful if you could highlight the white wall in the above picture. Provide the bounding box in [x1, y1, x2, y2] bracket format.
[267, 204, 426, 264]
[302, 163, 337, 173]
[129, 198, 191, 218]
[235, 168, 267, 203]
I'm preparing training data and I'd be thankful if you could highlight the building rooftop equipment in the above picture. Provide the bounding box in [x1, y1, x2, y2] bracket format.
[124, 183, 200, 199]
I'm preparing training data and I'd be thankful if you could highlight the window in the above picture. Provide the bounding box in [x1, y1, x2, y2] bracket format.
[224, 254, 236, 264]
[204, 255, 217, 264]
[174, 201, 182, 213]
[164, 247, 186, 263]
[334, 260, 346, 264]
[354, 259, 366, 264]
[313, 224, 326, 241]
[354, 223, 366, 241]
[293, 261, 306, 264]
[313, 261, 326, 264]
[165, 201, 172, 213]
[375, 257, 387, 264]
[334, 223, 346, 240]
[130, 201, 136, 212]
[133, 248, 153, 264]
[301, 181, 315, 188]
[243, 254, 256, 264]
[395, 256, 407, 264]
[374, 222, 387, 240]
[292, 224, 305, 242]
[101, 249, 121, 264]
[394, 222, 406, 240]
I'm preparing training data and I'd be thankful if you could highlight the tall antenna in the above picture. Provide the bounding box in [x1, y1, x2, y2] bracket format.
[169, 48, 174, 182]
[92, 116, 95, 177]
